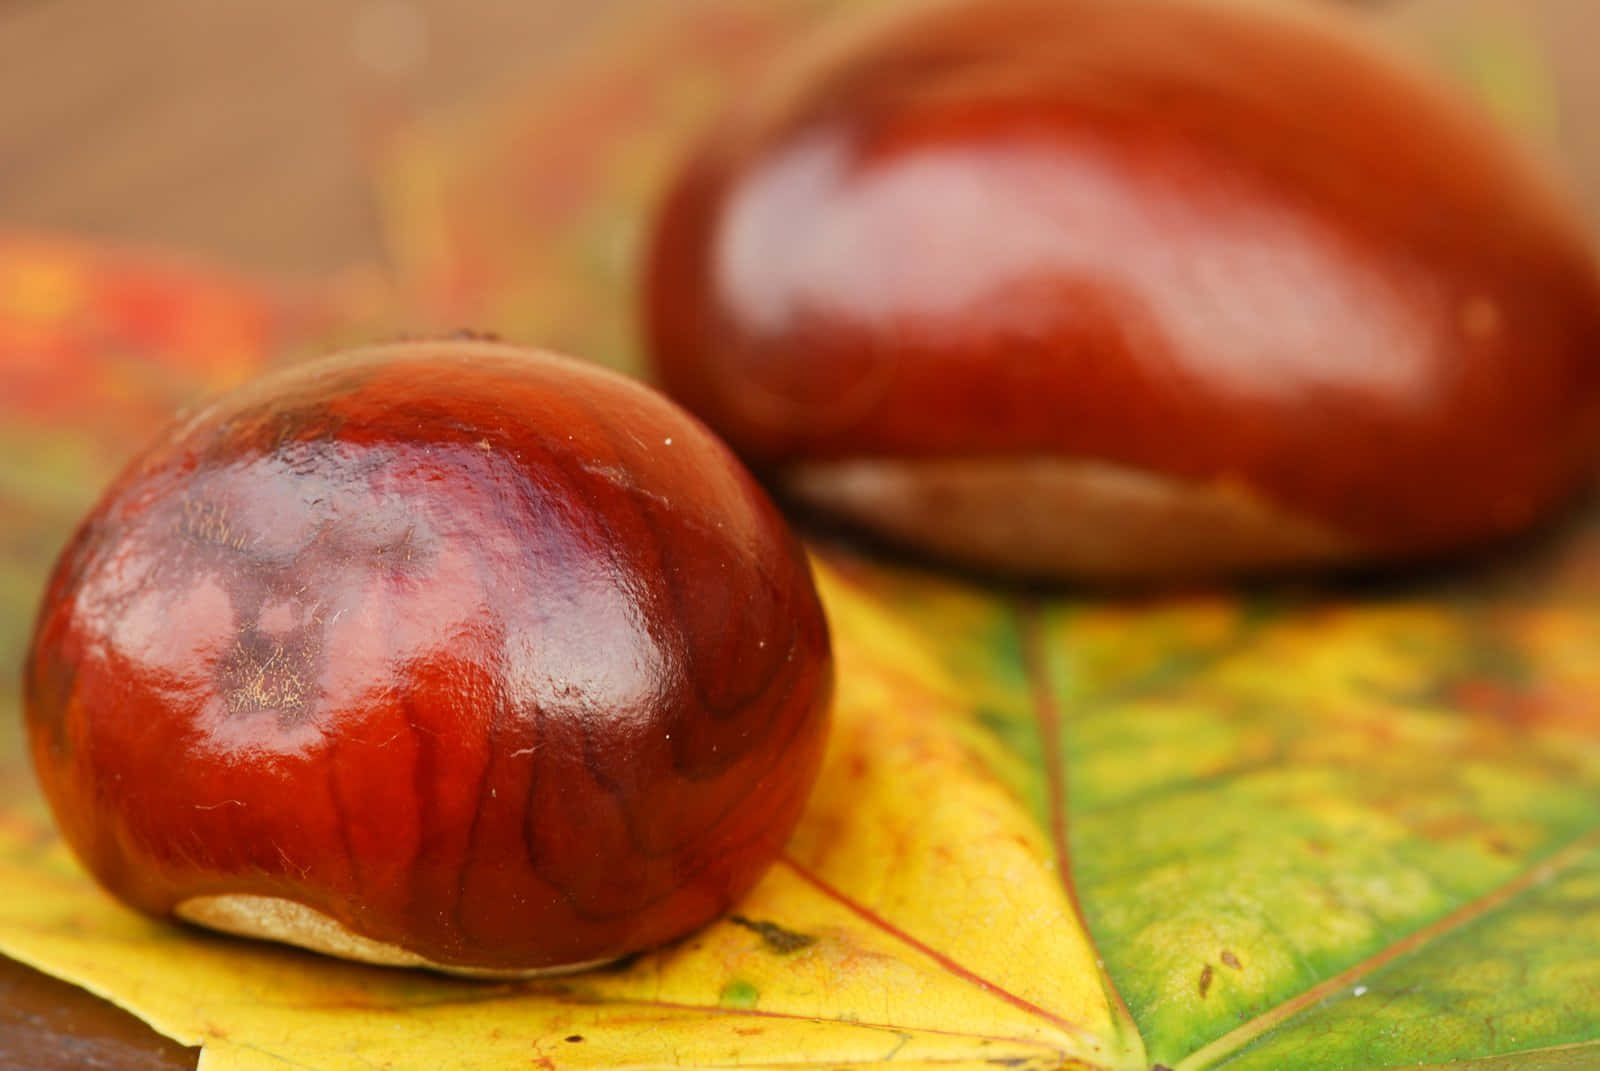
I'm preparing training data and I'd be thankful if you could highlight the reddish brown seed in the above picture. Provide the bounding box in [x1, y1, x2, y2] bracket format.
[643, 0, 1600, 581]
[23, 340, 833, 975]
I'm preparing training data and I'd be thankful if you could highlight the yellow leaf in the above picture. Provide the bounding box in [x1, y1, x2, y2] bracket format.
[0, 551, 1136, 1069]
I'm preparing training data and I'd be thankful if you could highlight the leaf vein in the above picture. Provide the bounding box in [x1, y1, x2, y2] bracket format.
[1175, 826, 1600, 1071]
[776, 854, 1091, 1045]
[1017, 600, 1146, 1070]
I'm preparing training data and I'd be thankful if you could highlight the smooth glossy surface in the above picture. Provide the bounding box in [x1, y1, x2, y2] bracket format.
[645, 0, 1600, 576]
[23, 340, 832, 973]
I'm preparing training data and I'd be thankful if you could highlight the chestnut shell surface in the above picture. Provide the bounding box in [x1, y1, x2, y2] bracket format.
[23, 340, 833, 974]
[644, 0, 1600, 579]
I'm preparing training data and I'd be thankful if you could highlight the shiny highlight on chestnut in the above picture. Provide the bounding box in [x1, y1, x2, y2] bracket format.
[24, 340, 833, 975]
[645, 0, 1600, 580]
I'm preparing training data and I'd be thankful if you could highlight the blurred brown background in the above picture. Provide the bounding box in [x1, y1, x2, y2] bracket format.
[3, 0, 1600, 281]
[0, 0, 628, 276]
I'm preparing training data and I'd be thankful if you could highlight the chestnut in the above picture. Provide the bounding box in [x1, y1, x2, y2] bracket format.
[22, 339, 832, 976]
[644, 0, 1600, 581]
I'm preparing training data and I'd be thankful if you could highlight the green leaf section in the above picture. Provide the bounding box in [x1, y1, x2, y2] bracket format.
[1044, 588, 1600, 1068]
[832, 509, 1600, 1071]
[1213, 841, 1600, 1070]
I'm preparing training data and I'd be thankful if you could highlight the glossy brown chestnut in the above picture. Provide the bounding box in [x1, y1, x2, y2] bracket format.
[23, 340, 833, 976]
[644, 0, 1600, 580]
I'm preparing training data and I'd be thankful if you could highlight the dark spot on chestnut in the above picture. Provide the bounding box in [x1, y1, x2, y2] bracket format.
[22, 339, 833, 977]
[644, 0, 1600, 582]
[217, 626, 318, 720]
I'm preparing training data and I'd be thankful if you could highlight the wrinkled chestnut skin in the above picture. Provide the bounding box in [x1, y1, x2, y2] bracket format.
[645, 0, 1600, 579]
[23, 340, 832, 974]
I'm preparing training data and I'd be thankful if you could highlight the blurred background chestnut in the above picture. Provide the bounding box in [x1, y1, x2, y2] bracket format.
[644, 0, 1600, 581]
